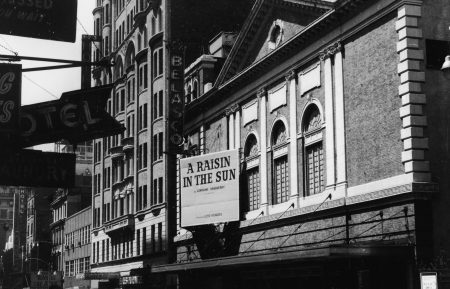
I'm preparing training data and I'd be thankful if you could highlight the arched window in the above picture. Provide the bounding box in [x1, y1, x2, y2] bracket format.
[138, 33, 142, 51]
[114, 56, 124, 80]
[271, 120, 289, 205]
[302, 105, 324, 196]
[244, 134, 260, 212]
[125, 42, 135, 70]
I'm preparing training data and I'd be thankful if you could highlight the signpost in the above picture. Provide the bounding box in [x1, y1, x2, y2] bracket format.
[0, 0, 77, 42]
[0, 63, 21, 141]
[0, 150, 75, 187]
[19, 84, 124, 148]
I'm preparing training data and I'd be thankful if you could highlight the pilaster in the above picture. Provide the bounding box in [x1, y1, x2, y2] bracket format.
[286, 71, 299, 203]
[396, 3, 430, 182]
[258, 88, 269, 213]
[334, 46, 347, 197]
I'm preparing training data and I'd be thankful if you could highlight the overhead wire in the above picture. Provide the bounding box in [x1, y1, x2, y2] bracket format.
[0, 37, 59, 99]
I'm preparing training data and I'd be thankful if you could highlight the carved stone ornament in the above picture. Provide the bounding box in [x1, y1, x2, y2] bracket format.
[225, 103, 240, 116]
[257, 88, 266, 98]
[285, 70, 296, 82]
[319, 41, 342, 61]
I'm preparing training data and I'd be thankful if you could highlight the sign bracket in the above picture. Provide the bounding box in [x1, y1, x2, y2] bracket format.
[0, 54, 112, 72]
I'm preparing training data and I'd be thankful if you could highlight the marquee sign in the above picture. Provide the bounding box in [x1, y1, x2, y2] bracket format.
[19, 85, 124, 148]
[180, 149, 240, 227]
[0, 63, 21, 136]
[0, 0, 78, 42]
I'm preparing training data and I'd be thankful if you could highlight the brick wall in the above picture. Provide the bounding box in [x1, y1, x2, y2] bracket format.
[344, 16, 404, 187]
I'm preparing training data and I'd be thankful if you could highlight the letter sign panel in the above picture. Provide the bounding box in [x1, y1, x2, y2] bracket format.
[0, 0, 77, 42]
[0, 149, 75, 187]
[180, 149, 240, 227]
[0, 63, 21, 134]
[18, 85, 124, 148]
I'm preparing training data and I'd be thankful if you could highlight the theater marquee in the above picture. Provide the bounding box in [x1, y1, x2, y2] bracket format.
[180, 149, 240, 227]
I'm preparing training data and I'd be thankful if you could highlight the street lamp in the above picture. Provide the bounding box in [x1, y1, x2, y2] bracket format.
[441, 55, 450, 80]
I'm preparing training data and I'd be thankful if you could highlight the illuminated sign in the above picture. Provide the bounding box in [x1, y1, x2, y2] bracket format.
[19, 85, 124, 148]
[168, 40, 184, 152]
[420, 272, 438, 289]
[0, 150, 75, 187]
[180, 149, 240, 227]
[0, 0, 77, 42]
[0, 64, 21, 135]
[120, 276, 143, 285]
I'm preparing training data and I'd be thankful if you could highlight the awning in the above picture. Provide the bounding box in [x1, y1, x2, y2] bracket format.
[152, 245, 413, 273]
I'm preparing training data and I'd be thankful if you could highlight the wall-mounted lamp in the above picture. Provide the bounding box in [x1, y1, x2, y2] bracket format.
[441, 55, 450, 80]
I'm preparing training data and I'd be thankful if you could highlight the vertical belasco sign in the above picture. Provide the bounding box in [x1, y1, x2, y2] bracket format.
[168, 40, 185, 151]
[180, 149, 240, 227]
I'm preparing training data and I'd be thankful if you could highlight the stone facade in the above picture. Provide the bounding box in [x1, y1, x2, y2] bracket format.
[155, 0, 450, 289]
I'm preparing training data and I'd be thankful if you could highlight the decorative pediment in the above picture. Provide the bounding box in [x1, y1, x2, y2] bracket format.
[215, 0, 333, 87]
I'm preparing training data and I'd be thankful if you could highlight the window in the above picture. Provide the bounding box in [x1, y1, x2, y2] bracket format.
[152, 48, 163, 79]
[302, 105, 324, 196]
[137, 229, 141, 255]
[142, 227, 146, 254]
[192, 80, 198, 100]
[158, 222, 163, 251]
[271, 121, 289, 205]
[120, 90, 125, 111]
[244, 134, 260, 211]
[153, 91, 163, 119]
[152, 133, 163, 162]
[151, 224, 155, 253]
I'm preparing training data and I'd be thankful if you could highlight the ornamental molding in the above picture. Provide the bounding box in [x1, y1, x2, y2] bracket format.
[225, 103, 240, 116]
[285, 70, 296, 81]
[257, 88, 267, 98]
[319, 41, 342, 61]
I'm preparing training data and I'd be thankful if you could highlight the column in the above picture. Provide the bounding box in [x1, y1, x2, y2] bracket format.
[200, 125, 205, 154]
[334, 45, 347, 193]
[235, 109, 241, 150]
[228, 113, 235, 150]
[322, 55, 336, 189]
[286, 71, 299, 200]
[258, 89, 268, 210]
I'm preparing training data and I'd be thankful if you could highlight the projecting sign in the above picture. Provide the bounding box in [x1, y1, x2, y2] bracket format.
[0, 149, 75, 187]
[180, 149, 240, 227]
[19, 85, 124, 148]
[0, 63, 21, 135]
[0, 0, 77, 42]
[168, 40, 185, 151]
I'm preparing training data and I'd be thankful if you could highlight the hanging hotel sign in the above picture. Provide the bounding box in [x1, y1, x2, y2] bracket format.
[168, 40, 185, 152]
[19, 85, 124, 148]
[0, 63, 21, 136]
[180, 149, 240, 227]
[0, 0, 77, 42]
